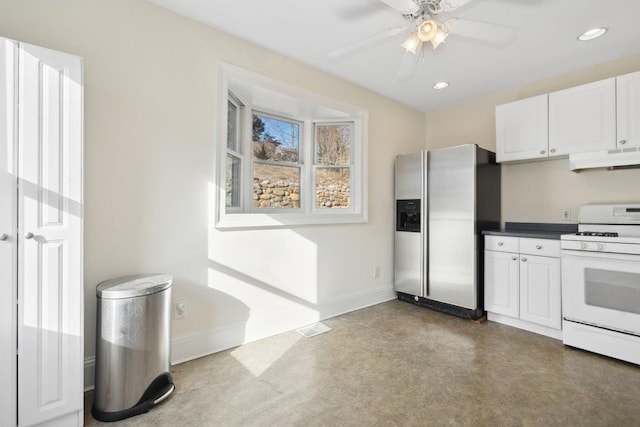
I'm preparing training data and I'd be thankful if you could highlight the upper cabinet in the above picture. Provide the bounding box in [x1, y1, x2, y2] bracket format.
[496, 70, 640, 163]
[617, 70, 640, 148]
[549, 78, 616, 156]
[496, 94, 548, 162]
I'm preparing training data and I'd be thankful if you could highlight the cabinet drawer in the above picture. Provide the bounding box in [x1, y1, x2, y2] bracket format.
[519, 238, 560, 257]
[485, 235, 519, 253]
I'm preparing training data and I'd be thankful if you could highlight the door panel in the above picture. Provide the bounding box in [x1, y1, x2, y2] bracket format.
[519, 255, 561, 329]
[18, 42, 83, 427]
[484, 250, 519, 317]
[0, 36, 18, 427]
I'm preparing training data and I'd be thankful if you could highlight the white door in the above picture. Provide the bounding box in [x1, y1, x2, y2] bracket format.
[617, 70, 640, 148]
[0, 37, 18, 427]
[18, 42, 83, 426]
[484, 250, 519, 318]
[548, 78, 616, 156]
[495, 94, 549, 162]
[519, 255, 561, 329]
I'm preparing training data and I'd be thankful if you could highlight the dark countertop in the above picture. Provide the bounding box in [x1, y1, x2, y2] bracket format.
[482, 222, 578, 240]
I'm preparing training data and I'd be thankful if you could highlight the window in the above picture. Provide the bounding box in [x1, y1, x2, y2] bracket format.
[216, 63, 368, 228]
[226, 95, 243, 209]
[314, 123, 353, 209]
[252, 113, 301, 209]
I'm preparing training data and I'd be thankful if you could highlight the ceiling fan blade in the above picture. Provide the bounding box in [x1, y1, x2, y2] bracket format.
[445, 17, 518, 46]
[378, 0, 419, 14]
[397, 43, 424, 81]
[440, 0, 475, 12]
[329, 26, 409, 58]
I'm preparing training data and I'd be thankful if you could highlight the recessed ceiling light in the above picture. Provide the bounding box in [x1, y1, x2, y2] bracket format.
[578, 27, 607, 41]
[433, 81, 449, 90]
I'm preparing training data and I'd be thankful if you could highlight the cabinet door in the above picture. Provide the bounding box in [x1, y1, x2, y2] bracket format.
[519, 255, 561, 329]
[495, 95, 548, 162]
[0, 36, 18, 427]
[617, 70, 640, 148]
[18, 42, 83, 426]
[484, 250, 519, 318]
[549, 78, 616, 156]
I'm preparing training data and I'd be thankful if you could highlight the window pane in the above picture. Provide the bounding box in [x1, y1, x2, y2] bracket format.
[253, 163, 300, 209]
[252, 114, 299, 162]
[226, 154, 241, 207]
[316, 168, 350, 208]
[227, 101, 238, 151]
[316, 124, 351, 165]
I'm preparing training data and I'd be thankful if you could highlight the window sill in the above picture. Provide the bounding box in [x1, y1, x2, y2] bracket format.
[215, 211, 367, 229]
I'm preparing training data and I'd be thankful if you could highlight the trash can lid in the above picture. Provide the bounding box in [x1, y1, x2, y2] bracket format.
[97, 274, 173, 299]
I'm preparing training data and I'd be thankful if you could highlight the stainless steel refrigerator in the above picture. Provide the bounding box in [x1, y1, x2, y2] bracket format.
[394, 144, 500, 319]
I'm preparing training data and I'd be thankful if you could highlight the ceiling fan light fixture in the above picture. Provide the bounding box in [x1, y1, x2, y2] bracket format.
[401, 32, 421, 54]
[578, 27, 607, 41]
[417, 19, 438, 41]
[431, 28, 449, 49]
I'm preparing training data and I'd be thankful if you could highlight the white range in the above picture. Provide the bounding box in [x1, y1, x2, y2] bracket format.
[561, 203, 640, 365]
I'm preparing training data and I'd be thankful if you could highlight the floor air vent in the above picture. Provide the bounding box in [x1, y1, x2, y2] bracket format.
[296, 322, 332, 338]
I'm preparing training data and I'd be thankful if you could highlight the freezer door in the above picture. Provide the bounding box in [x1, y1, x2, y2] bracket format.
[427, 145, 477, 309]
[395, 152, 423, 200]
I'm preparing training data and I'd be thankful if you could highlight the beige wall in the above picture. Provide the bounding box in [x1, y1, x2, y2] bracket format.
[0, 0, 426, 375]
[425, 53, 640, 224]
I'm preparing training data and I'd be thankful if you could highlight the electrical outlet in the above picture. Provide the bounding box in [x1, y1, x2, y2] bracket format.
[173, 301, 186, 320]
[373, 266, 380, 279]
[561, 208, 571, 221]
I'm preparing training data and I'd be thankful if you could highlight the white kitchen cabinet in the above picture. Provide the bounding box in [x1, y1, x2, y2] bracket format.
[484, 250, 519, 317]
[617, 70, 640, 148]
[484, 235, 562, 339]
[519, 254, 561, 329]
[0, 37, 83, 427]
[495, 95, 549, 162]
[548, 78, 616, 156]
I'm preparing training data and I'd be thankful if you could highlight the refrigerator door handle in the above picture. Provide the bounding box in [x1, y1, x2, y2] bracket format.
[423, 150, 429, 298]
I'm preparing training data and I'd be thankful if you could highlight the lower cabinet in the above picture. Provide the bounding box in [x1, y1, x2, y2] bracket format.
[484, 235, 562, 339]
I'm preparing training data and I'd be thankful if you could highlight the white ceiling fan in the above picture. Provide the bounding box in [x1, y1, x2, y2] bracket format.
[330, 0, 518, 78]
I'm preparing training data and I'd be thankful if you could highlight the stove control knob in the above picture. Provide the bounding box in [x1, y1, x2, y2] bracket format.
[580, 243, 587, 249]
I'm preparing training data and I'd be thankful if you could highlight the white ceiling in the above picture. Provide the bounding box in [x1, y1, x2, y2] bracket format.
[147, 0, 640, 112]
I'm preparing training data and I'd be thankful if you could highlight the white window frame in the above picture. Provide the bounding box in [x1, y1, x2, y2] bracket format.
[215, 63, 368, 229]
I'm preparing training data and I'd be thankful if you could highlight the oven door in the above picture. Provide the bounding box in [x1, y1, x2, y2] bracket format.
[562, 250, 640, 336]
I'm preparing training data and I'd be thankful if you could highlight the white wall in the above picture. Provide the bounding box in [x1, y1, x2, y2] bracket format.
[425, 53, 640, 224]
[0, 0, 426, 386]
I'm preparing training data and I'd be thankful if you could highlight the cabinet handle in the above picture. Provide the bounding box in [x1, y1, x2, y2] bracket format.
[521, 257, 527, 262]
[25, 232, 35, 239]
[536, 244, 542, 250]
[550, 149, 556, 153]
[620, 139, 627, 145]
[0, 233, 8, 241]
[497, 241, 504, 246]
[540, 150, 546, 155]
[511, 256, 517, 261]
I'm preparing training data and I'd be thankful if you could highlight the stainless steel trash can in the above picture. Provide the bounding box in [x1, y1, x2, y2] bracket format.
[92, 274, 175, 422]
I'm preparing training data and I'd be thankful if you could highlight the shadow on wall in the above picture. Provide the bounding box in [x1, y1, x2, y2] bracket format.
[171, 278, 250, 364]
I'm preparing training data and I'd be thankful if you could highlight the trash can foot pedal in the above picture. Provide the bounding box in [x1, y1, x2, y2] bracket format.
[92, 373, 175, 422]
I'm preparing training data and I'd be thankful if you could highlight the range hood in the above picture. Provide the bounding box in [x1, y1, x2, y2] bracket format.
[570, 147, 640, 171]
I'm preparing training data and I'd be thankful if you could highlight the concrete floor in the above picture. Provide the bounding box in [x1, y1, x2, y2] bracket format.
[85, 299, 640, 426]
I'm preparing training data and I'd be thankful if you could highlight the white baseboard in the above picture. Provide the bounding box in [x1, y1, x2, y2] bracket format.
[84, 283, 395, 390]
